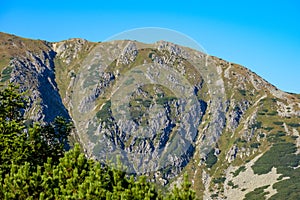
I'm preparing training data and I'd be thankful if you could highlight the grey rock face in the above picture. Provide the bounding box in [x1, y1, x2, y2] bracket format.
[89, 95, 205, 178]
[65, 40, 210, 179]
[226, 144, 238, 163]
[9, 49, 70, 122]
[228, 100, 250, 130]
[53, 38, 88, 65]
[116, 42, 138, 66]
[78, 72, 115, 113]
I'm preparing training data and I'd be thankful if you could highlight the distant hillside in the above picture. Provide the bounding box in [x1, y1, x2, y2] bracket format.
[0, 32, 299, 199]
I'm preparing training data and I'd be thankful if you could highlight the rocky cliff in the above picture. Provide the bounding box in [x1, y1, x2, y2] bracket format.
[1, 32, 299, 199]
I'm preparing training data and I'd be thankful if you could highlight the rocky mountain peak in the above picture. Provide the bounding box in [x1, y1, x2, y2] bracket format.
[0, 32, 299, 199]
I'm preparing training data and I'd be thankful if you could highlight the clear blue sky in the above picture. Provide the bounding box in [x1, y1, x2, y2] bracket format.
[1, 0, 299, 93]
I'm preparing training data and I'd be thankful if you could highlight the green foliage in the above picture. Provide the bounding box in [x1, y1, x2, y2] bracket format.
[291, 135, 298, 140]
[273, 121, 283, 126]
[0, 119, 29, 174]
[238, 89, 246, 96]
[212, 177, 226, 184]
[269, 169, 300, 200]
[96, 100, 112, 120]
[263, 126, 274, 131]
[141, 99, 152, 108]
[267, 111, 278, 116]
[251, 142, 300, 198]
[96, 100, 115, 128]
[0, 84, 29, 173]
[0, 144, 197, 199]
[275, 131, 286, 137]
[235, 137, 247, 143]
[156, 96, 176, 105]
[259, 133, 265, 138]
[266, 137, 283, 143]
[0, 66, 13, 82]
[250, 142, 261, 148]
[287, 123, 300, 128]
[251, 121, 262, 129]
[27, 116, 73, 166]
[232, 166, 246, 177]
[227, 180, 234, 187]
[262, 109, 268, 112]
[0, 84, 72, 173]
[252, 143, 300, 175]
[0, 84, 27, 121]
[205, 149, 217, 168]
[210, 193, 218, 198]
[244, 185, 269, 200]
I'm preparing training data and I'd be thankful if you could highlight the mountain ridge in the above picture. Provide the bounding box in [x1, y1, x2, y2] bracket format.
[0, 32, 299, 199]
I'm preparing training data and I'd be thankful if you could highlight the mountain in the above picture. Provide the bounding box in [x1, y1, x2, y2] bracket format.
[0, 32, 299, 199]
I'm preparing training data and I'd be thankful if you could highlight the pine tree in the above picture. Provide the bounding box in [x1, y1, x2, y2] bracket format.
[0, 84, 27, 122]
[0, 84, 30, 174]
